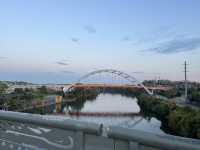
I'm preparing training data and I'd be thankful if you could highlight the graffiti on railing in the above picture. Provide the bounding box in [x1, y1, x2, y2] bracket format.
[0, 120, 74, 150]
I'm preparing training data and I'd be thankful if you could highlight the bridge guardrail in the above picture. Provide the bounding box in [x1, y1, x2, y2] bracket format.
[107, 126, 200, 150]
[0, 110, 199, 150]
[0, 110, 102, 135]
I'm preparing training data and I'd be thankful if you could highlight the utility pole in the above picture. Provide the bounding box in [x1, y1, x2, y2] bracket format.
[157, 74, 160, 86]
[153, 76, 157, 95]
[184, 61, 188, 102]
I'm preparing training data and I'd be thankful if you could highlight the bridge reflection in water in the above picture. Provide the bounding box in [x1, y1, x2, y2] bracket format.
[0, 110, 200, 150]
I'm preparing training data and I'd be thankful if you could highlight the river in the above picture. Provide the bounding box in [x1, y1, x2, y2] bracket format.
[34, 93, 166, 135]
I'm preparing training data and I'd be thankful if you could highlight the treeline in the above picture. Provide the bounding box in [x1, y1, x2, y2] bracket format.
[0, 80, 33, 85]
[156, 88, 181, 98]
[65, 87, 99, 101]
[0, 86, 59, 111]
[0, 82, 8, 94]
[143, 80, 200, 102]
[65, 88, 99, 111]
[156, 88, 200, 102]
[66, 86, 143, 101]
[188, 89, 200, 102]
[138, 94, 200, 139]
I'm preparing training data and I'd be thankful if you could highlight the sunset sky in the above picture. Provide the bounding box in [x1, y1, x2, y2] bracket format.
[0, 0, 200, 83]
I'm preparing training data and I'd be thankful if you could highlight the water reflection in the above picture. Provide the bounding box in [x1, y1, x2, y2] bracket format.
[79, 94, 140, 113]
[26, 93, 165, 135]
[66, 93, 165, 135]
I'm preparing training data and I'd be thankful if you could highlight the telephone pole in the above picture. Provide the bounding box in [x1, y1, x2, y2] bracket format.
[184, 61, 188, 102]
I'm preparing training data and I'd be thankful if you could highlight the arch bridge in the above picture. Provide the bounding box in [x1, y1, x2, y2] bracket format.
[64, 69, 154, 95]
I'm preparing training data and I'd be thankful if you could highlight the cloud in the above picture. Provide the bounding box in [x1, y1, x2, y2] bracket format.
[143, 37, 200, 54]
[0, 56, 7, 59]
[121, 36, 131, 42]
[84, 25, 96, 33]
[61, 70, 75, 74]
[133, 25, 179, 45]
[45, 71, 55, 74]
[56, 61, 68, 66]
[61, 59, 68, 62]
[71, 38, 79, 42]
[131, 72, 144, 74]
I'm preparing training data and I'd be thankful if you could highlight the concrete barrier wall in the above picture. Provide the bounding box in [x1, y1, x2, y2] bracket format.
[108, 126, 200, 150]
[0, 110, 199, 150]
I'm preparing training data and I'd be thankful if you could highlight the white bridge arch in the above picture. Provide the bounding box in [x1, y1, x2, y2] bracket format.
[64, 69, 153, 95]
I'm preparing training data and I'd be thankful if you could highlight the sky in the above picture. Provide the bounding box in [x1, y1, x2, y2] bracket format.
[0, 0, 200, 83]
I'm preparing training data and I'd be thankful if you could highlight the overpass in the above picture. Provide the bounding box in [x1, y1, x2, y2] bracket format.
[0, 110, 199, 150]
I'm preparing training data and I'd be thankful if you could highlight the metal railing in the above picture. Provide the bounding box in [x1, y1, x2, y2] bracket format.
[0, 110, 199, 150]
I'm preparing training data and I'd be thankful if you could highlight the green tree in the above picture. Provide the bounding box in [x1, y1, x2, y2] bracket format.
[37, 86, 48, 94]
[14, 88, 24, 93]
[0, 83, 8, 93]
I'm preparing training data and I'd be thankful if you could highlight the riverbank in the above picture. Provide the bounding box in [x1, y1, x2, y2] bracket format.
[137, 94, 200, 139]
[0, 86, 63, 111]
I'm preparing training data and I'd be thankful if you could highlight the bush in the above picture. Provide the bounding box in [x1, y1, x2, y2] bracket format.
[168, 107, 200, 138]
[37, 86, 48, 94]
[0, 83, 8, 93]
[189, 90, 200, 102]
[156, 89, 181, 98]
[137, 94, 200, 139]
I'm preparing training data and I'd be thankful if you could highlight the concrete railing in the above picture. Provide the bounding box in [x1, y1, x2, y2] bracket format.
[107, 126, 200, 150]
[0, 110, 199, 150]
[0, 110, 102, 135]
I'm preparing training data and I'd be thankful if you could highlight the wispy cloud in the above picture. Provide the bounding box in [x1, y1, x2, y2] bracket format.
[131, 72, 144, 74]
[121, 36, 131, 42]
[56, 61, 68, 66]
[61, 59, 68, 62]
[133, 25, 178, 45]
[143, 37, 200, 54]
[0, 56, 7, 59]
[71, 38, 79, 42]
[84, 25, 96, 33]
[61, 70, 75, 74]
[45, 71, 55, 74]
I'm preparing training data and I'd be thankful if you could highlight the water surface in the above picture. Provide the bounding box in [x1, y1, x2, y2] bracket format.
[63, 93, 165, 135]
[75, 93, 140, 113]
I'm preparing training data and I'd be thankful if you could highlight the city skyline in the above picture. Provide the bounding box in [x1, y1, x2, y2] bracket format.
[0, 0, 200, 83]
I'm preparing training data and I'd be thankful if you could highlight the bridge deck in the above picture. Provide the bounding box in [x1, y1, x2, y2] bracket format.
[70, 83, 171, 91]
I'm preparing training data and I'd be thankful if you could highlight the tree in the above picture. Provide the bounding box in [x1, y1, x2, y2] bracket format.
[189, 90, 200, 102]
[14, 88, 24, 93]
[0, 83, 8, 94]
[37, 86, 48, 94]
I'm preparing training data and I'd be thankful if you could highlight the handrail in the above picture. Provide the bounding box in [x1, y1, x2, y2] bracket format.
[107, 126, 200, 150]
[0, 110, 102, 135]
[0, 110, 199, 150]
